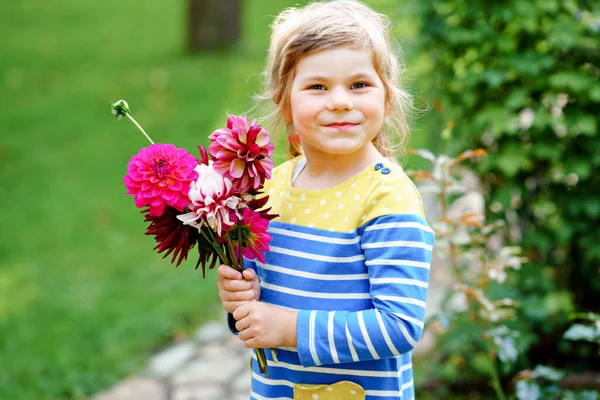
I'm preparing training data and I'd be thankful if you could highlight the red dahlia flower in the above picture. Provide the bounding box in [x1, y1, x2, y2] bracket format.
[124, 144, 199, 216]
[209, 116, 275, 194]
[143, 206, 198, 267]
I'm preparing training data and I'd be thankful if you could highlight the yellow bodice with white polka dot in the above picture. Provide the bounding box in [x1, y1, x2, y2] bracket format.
[263, 157, 425, 232]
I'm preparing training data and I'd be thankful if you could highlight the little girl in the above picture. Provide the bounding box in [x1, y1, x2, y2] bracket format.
[217, 1, 434, 399]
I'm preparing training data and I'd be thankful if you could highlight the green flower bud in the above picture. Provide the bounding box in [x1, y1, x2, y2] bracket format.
[110, 99, 130, 120]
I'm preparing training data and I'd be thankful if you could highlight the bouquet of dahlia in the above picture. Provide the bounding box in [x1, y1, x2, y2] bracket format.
[111, 99, 277, 376]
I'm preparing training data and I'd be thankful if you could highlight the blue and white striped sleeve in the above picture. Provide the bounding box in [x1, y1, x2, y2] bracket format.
[296, 184, 434, 367]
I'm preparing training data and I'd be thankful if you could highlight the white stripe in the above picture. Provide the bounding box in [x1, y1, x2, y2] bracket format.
[269, 227, 361, 244]
[252, 371, 410, 398]
[252, 371, 294, 387]
[370, 277, 429, 288]
[375, 310, 400, 356]
[345, 324, 360, 362]
[375, 295, 427, 308]
[270, 246, 365, 263]
[328, 312, 339, 363]
[358, 311, 380, 359]
[365, 221, 434, 233]
[393, 312, 425, 328]
[261, 282, 371, 299]
[364, 390, 403, 397]
[402, 380, 414, 390]
[258, 261, 368, 281]
[277, 346, 298, 352]
[362, 241, 433, 251]
[366, 259, 430, 269]
[308, 310, 321, 366]
[397, 322, 418, 347]
[250, 391, 289, 400]
[399, 362, 413, 373]
[251, 355, 399, 377]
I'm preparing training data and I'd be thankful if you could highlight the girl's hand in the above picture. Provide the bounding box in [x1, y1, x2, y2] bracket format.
[216, 265, 260, 314]
[233, 301, 298, 349]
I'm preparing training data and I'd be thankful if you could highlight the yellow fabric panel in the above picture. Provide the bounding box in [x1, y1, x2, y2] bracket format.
[262, 157, 424, 232]
[294, 380, 365, 400]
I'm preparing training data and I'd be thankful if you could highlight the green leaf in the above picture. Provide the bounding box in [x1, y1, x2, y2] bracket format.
[569, 115, 597, 137]
[481, 69, 509, 87]
[493, 143, 532, 177]
[547, 19, 581, 50]
[549, 72, 595, 93]
[582, 198, 600, 218]
[590, 85, 600, 102]
[516, 380, 541, 400]
[543, 291, 575, 316]
[505, 88, 530, 109]
[564, 324, 600, 342]
[533, 142, 562, 161]
[505, 52, 554, 76]
[565, 158, 592, 181]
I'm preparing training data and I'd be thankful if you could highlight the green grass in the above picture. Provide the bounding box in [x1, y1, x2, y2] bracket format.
[0, 1, 434, 398]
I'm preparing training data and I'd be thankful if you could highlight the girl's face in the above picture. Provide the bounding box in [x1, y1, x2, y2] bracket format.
[285, 46, 387, 159]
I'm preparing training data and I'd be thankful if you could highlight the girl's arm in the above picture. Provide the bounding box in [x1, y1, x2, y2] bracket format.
[295, 185, 434, 367]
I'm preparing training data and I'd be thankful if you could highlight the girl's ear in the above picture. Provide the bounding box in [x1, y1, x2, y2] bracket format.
[283, 102, 293, 123]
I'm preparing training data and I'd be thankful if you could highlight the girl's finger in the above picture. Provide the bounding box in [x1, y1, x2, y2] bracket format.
[233, 302, 251, 321]
[235, 317, 249, 333]
[223, 290, 255, 302]
[223, 279, 253, 292]
[218, 265, 242, 280]
[243, 338, 259, 349]
[242, 268, 257, 281]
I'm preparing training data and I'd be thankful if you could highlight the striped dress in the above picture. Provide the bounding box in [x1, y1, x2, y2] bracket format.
[242, 157, 434, 400]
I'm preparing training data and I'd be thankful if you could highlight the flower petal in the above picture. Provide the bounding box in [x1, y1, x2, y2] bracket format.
[229, 158, 245, 178]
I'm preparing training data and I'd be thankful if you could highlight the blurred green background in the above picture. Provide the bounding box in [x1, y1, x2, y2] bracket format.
[0, 0, 434, 398]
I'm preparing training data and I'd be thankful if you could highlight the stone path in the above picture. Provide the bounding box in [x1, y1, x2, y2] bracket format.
[94, 319, 252, 400]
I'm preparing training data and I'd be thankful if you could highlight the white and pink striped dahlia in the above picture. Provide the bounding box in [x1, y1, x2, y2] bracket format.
[123, 144, 199, 216]
[208, 115, 274, 194]
[177, 162, 241, 236]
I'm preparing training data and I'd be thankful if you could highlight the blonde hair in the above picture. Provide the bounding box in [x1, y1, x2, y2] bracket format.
[256, 0, 414, 160]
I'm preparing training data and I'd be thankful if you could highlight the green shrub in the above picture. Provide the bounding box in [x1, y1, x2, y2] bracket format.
[415, 0, 600, 390]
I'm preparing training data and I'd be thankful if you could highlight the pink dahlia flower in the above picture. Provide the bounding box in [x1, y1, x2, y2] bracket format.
[124, 144, 199, 216]
[177, 162, 241, 236]
[209, 115, 275, 194]
[231, 207, 272, 263]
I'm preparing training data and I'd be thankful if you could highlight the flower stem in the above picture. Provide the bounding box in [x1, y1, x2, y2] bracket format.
[224, 228, 271, 377]
[225, 237, 243, 273]
[237, 221, 244, 267]
[126, 113, 155, 144]
[199, 229, 228, 265]
[488, 348, 506, 400]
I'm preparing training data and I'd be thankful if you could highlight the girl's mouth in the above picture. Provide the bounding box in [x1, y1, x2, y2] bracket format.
[325, 122, 357, 130]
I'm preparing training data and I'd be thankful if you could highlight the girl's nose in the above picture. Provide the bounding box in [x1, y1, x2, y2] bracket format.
[325, 87, 353, 111]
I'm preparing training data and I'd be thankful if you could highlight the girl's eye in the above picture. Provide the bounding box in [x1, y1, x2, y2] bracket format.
[352, 82, 369, 89]
[308, 84, 325, 90]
